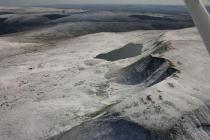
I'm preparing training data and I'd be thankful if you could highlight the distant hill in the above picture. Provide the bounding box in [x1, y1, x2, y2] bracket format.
[36, 4, 210, 14]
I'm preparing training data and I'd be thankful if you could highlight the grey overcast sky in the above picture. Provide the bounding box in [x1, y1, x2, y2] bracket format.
[0, 0, 209, 6]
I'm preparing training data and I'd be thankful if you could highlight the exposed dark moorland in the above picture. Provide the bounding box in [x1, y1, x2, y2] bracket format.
[0, 5, 195, 36]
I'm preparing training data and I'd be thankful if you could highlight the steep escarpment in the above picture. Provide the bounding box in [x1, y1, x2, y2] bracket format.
[99, 37, 177, 87]
[49, 105, 210, 140]
[114, 55, 177, 86]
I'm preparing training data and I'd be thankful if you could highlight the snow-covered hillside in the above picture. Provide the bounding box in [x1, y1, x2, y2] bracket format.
[0, 26, 209, 140]
[0, 5, 210, 140]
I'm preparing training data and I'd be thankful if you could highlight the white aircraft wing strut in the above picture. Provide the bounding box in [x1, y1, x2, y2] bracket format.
[184, 0, 210, 54]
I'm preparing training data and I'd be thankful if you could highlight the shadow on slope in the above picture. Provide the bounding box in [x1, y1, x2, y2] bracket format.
[95, 43, 143, 61]
[49, 112, 209, 140]
[47, 97, 210, 140]
[107, 55, 177, 87]
[43, 14, 68, 20]
[48, 114, 165, 140]
[97, 41, 177, 87]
